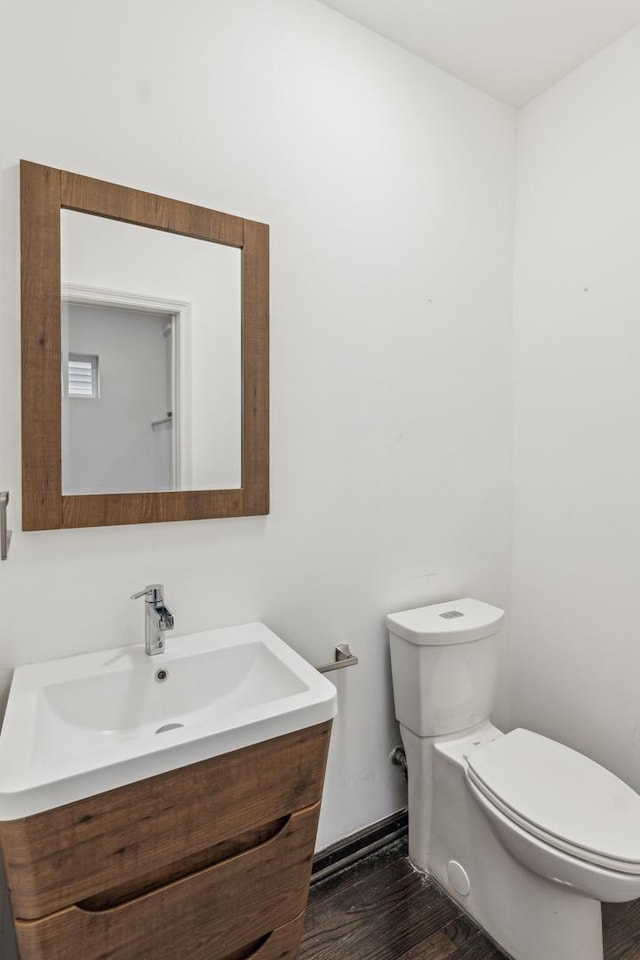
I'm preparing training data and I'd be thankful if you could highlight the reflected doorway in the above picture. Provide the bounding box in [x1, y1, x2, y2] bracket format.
[61, 289, 190, 495]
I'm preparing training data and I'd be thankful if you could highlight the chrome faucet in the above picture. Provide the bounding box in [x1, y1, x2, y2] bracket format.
[131, 584, 174, 656]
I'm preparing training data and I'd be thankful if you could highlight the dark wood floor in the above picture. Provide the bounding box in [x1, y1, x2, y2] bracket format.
[301, 838, 640, 960]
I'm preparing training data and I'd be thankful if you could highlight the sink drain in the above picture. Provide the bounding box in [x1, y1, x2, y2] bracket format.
[155, 722, 184, 734]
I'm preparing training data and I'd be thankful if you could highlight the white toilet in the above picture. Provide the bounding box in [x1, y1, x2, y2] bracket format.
[387, 598, 640, 960]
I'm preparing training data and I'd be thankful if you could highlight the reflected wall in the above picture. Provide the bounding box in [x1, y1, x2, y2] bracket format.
[61, 211, 242, 493]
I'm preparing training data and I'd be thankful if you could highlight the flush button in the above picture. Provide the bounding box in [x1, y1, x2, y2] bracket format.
[439, 610, 464, 619]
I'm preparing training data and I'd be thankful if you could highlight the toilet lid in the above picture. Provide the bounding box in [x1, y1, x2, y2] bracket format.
[466, 729, 640, 870]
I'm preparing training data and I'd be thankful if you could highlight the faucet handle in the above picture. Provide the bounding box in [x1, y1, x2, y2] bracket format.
[131, 584, 164, 602]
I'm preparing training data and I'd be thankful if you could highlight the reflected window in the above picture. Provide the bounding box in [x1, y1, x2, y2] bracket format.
[68, 353, 99, 399]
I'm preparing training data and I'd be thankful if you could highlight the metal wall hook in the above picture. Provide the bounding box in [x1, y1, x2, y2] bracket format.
[316, 643, 359, 674]
[1, 491, 11, 560]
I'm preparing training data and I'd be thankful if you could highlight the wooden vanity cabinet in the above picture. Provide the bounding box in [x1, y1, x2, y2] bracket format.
[0, 721, 332, 960]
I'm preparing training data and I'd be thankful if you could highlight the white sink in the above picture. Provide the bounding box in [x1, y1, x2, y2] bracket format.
[0, 623, 337, 820]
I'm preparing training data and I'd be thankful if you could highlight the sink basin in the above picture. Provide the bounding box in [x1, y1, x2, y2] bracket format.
[0, 622, 337, 820]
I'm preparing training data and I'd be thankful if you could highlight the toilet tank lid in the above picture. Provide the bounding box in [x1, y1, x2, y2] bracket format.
[385, 598, 504, 645]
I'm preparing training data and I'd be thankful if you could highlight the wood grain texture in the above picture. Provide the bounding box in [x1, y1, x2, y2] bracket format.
[220, 910, 305, 960]
[603, 899, 640, 960]
[61, 488, 245, 528]
[303, 838, 640, 960]
[78, 815, 289, 911]
[60, 171, 245, 247]
[20, 160, 269, 530]
[20, 161, 63, 530]
[241, 220, 270, 516]
[14, 804, 319, 960]
[0, 721, 331, 920]
[301, 840, 506, 960]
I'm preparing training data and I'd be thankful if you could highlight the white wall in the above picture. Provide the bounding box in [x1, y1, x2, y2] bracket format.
[0, 0, 515, 858]
[511, 25, 640, 788]
[63, 305, 173, 494]
[61, 211, 243, 490]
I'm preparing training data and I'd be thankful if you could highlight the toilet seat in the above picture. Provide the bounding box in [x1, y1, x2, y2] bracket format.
[466, 729, 640, 874]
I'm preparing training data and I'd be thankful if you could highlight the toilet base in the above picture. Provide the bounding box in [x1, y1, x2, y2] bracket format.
[401, 723, 604, 960]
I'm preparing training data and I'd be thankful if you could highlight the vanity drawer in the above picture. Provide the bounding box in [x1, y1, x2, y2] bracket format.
[14, 803, 319, 960]
[1, 721, 331, 919]
[221, 909, 306, 960]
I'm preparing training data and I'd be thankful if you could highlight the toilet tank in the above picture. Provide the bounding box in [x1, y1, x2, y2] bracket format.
[386, 598, 504, 737]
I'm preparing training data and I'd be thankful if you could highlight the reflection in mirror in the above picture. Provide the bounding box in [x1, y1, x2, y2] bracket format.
[61, 212, 242, 495]
[62, 301, 175, 494]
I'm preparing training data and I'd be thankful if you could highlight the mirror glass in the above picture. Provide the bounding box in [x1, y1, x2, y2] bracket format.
[60, 211, 242, 495]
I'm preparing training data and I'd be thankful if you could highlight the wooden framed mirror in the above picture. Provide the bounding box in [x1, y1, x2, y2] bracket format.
[20, 160, 269, 529]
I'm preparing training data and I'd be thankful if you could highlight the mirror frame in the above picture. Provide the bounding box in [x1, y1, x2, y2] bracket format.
[20, 160, 269, 530]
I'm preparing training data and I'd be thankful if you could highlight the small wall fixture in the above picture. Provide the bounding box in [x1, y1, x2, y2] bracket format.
[316, 643, 359, 674]
[1, 491, 11, 560]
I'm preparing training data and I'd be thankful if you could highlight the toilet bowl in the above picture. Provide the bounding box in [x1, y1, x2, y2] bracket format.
[387, 598, 640, 960]
[465, 728, 640, 902]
